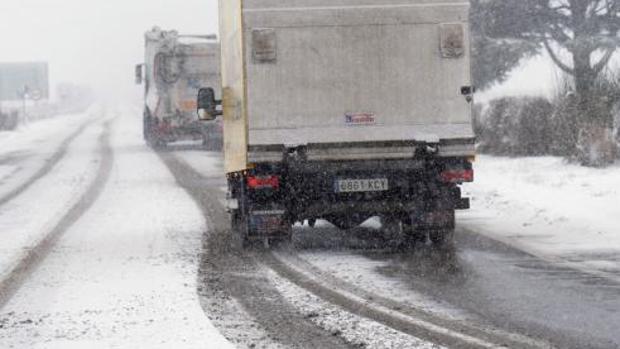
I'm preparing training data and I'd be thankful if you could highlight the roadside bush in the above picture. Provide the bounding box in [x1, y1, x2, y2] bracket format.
[477, 72, 620, 163]
[548, 95, 579, 156]
[476, 96, 553, 156]
[614, 103, 620, 148]
[472, 103, 486, 144]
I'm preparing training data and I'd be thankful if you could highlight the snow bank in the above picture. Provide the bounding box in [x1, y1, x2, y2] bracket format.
[0, 105, 99, 152]
[461, 156, 620, 275]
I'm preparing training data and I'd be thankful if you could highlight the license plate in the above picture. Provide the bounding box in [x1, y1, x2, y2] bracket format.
[335, 178, 389, 193]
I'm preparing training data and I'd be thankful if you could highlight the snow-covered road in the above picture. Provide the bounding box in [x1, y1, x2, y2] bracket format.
[0, 114, 104, 291]
[1, 105, 619, 349]
[0, 108, 233, 348]
[0, 107, 101, 203]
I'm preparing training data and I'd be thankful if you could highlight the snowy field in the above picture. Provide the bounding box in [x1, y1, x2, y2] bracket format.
[462, 156, 620, 276]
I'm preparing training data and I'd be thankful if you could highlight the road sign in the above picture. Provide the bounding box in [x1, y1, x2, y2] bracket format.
[0, 62, 49, 102]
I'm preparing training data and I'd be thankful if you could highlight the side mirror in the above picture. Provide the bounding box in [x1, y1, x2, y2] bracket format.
[461, 86, 476, 103]
[460, 86, 476, 95]
[135, 64, 144, 85]
[197, 87, 222, 121]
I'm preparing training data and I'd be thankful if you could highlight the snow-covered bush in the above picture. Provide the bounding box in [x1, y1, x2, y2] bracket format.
[614, 103, 620, 148]
[548, 95, 579, 157]
[476, 96, 553, 156]
[477, 72, 620, 164]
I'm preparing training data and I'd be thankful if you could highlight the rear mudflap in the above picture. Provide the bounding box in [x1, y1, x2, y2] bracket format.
[248, 209, 290, 237]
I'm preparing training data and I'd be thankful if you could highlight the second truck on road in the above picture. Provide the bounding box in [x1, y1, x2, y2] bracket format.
[137, 27, 222, 148]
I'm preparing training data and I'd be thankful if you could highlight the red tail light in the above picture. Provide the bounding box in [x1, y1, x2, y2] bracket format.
[247, 175, 280, 189]
[441, 169, 474, 183]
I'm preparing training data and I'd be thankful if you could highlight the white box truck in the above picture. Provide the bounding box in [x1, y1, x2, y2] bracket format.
[137, 27, 222, 148]
[198, 0, 475, 246]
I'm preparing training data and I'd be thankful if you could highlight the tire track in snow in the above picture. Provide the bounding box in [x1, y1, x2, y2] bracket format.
[261, 250, 552, 349]
[0, 119, 94, 208]
[162, 149, 554, 349]
[159, 151, 352, 349]
[0, 119, 115, 310]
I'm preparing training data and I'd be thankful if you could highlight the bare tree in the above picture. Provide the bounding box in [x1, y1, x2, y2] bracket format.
[470, 0, 538, 90]
[483, 0, 620, 165]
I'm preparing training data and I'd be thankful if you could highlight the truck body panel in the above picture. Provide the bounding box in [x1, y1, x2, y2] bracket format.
[219, 0, 474, 173]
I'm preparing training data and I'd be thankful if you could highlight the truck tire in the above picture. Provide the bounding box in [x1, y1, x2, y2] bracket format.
[422, 210, 456, 248]
[143, 116, 167, 149]
[231, 211, 251, 249]
[269, 228, 293, 247]
[153, 138, 168, 149]
[328, 215, 363, 230]
[400, 217, 425, 246]
[143, 114, 152, 141]
[429, 229, 455, 248]
[143, 116, 161, 147]
[381, 217, 406, 249]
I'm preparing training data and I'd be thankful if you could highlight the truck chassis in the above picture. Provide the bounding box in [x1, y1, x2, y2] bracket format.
[227, 144, 473, 247]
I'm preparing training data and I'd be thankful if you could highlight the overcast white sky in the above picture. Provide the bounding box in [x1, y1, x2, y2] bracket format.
[0, 0, 219, 102]
[1, 0, 609, 105]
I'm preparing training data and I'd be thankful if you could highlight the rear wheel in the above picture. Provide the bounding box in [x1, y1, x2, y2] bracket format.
[268, 228, 293, 248]
[399, 216, 425, 247]
[327, 214, 365, 230]
[381, 217, 407, 249]
[144, 116, 166, 148]
[143, 114, 153, 141]
[427, 210, 456, 248]
[429, 229, 455, 247]
[381, 217, 402, 238]
[231, 211, 250, 249]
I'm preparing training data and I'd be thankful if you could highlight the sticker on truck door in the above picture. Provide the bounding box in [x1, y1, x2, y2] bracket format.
[252, 29, 277, 63]
[345, 112, 376, 126]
